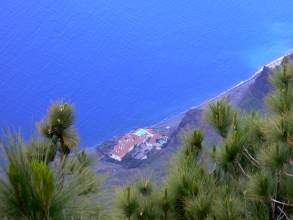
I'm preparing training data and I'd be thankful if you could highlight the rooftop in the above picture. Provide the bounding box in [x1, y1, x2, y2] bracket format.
[110, 128, 163, 161]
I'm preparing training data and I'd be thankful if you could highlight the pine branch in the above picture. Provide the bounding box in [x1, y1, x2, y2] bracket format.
[244, 148, 259, 165]
[237, 161, 249, 178]
[243, 148, 260, 167]
[277, 206, 289, 220]
[271, 199, 293, 207]
[284, 171, 293, 177]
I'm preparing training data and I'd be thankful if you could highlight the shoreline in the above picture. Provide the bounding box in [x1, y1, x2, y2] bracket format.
[95, 51, 293, 149]
[151, 51, 293, 127]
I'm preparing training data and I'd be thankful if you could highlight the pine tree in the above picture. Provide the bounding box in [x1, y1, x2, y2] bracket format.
[247, 57, 293, 219]
[208, 57, 293, 219]
[0, 103, 105, 219]
[116, 186, 139, 220]
[0, 134, 102, 219]
[38, 102, 79, 161]
[115, 56, 293, 219]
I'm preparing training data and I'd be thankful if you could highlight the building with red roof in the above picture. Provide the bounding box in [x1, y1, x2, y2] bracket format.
[110, 128, 166, 161]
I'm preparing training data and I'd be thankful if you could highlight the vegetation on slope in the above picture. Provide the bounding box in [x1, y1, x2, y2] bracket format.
[0, 57, 292, 219]
[115, 57, 293, 220]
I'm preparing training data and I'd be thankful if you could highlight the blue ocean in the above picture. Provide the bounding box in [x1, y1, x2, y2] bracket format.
[1, 1, 293, 147]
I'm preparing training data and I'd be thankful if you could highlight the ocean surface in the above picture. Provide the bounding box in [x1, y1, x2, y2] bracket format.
[1, 1, 293, 147]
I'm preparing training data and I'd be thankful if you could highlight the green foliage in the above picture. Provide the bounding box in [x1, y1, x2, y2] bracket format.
[264, 114, 293, 145]
[158, 189, 171, 220]
[136, 198, 157, 220]
[48, 102, 75, 131]
[280, 174, 293, 202]
[26, 139, 56, 163]
[213, 113, 247, 175]
[246, 172, 273, 202]
[74, 150, 92, 169]
[116, 187, 139, 219]
[240, 112, 264, 150]
[0, 134, 103, 220]
[205, 99, 234, 138]
[267, 57, 293, 114]
[62, 127, 80, 150]
[168, 170, 200, 219]
[114, 57, 293, 219]
[184, 193, 212, 220]
[136, 179, 153, 197]
[115, 179, 163, 220]
[30, 161, 54, 210]
[259, 143, 290, 170]
[37, 102, 79, 160]
[181, 130, 204, 161]
[212, 185, 244, 220]
[165, 131, 206, 219]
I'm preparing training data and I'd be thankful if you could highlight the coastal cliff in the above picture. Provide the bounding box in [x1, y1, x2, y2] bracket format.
[96, 52, 293, 189]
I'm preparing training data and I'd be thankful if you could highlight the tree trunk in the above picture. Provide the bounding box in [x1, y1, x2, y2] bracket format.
[59, 135, 65, 162]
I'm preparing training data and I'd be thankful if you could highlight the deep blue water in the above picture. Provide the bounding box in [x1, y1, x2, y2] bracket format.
[1, 1, 293, 147]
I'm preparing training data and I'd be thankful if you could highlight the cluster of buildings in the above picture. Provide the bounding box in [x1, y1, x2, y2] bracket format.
[110, 128, 168, 161]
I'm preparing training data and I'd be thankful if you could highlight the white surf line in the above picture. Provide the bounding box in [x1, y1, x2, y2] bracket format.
[152, 51, 293, 128]
[190, 52, 293, 110]
[95, 52, 293, 147]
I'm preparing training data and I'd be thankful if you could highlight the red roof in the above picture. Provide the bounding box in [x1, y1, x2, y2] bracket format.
[111, 129, 164, 160]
